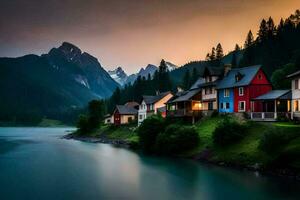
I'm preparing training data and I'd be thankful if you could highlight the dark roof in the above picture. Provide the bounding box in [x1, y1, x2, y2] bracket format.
[253, 90, 292, 101]
[169, 88, 201, 103]
[190, 78, 205, 90]
[142, 91, 171, 104]
[287, 70, 300, 78]
[125, 101, 139, 108]
[115, 105, 137, 115]
[198, 80, 219, 88]
[217, 65, 262, 89]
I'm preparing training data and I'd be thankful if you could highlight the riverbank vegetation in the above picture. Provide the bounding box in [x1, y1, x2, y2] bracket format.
[72, 112, 300, 175]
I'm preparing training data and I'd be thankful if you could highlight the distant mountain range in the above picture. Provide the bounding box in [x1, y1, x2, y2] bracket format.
[0, 42, 119, 124]
[109, 61, 179, 86]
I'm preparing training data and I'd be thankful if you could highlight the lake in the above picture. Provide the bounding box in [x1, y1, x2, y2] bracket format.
[0, 127, 299, 200]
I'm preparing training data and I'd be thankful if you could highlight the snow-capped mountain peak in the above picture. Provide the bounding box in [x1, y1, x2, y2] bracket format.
[165, 61, 179, 71]
[108, 67, 128, 86]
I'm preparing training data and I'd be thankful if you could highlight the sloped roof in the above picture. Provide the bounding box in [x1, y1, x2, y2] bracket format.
[190, 78, 205, 90]
[125, 101, 139, 108]
[142, 91, 171, 104]
[115, 105, 137, 115]
[287, 70, 300, 78]
[198, 80, 219, 88]
[217, 65, 262, 89]
[169, 88, 202, 103]
[253, 90, 291, 100]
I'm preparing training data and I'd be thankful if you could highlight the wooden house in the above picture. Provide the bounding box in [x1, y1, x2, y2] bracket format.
[217, 65, 272, 113]
[138, 92, 173, 125]
[113, 105, 138, 125]
[250, 90, 292, 121]
[287, 70, 300, 120]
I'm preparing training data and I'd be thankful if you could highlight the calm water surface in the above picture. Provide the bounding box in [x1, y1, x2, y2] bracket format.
[0, 127, 299, 200]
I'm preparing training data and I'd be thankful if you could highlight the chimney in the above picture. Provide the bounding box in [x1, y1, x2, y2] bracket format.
[224, 64, 232, 76]
[177, 87, 183, 92]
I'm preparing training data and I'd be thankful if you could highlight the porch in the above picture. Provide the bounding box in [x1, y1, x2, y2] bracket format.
[167, 100, 203, 117]
[250, 90, 291, 121]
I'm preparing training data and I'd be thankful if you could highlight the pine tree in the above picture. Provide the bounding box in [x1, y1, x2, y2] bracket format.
[244, 30, 254, 48]
[267, 17, 276, 38]
[216, 43, 224, 60]
[231, 51, 237, 68]
[182, 70, 191, 90]
[210, 47, 216, 60]
[191, 68, 199, 86]
[235, 44, 241, 51]
[157, 59, 172, 92]
[205, 53, 211, 61]
[257, 19, 268, 42]
[277, 18, 285, 33]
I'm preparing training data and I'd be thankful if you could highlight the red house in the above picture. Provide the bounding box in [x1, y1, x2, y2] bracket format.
[217, 65, 272, 113]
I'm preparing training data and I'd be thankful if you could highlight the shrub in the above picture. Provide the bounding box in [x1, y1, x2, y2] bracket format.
[155, 124, 199, 154]
[137, 115, 165, 153]
[77, 115, 90, 134]
[212, 117, 246, 147]
[259, 128, 287, 154]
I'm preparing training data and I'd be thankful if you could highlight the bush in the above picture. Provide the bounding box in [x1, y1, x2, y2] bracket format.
[212, 117, 246, 147]
[155, 124, 199, 154]
[77, 115, 90, 134]
[137, 115, 165, 153]
[259, 128, 287, 154]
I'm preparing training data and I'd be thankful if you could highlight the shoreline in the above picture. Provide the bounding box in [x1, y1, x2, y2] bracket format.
[63, 133, 300, 181]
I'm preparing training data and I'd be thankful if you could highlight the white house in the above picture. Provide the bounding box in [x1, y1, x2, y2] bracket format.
[287, 70, 300, 120]
[138, 92, 173, 125]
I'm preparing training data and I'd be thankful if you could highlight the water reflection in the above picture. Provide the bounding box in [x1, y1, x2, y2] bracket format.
[0, 128, 299, 200]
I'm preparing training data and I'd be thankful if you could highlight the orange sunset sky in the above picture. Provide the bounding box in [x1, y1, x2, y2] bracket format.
[1, 0, 300, 73]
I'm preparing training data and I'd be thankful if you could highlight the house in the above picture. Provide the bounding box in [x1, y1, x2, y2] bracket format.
[250, 90, 292, 121]
[124, 101, 140, 110]
[287, 70, 300, 120]
[166, 66, 223, 122]
[166, 88, 202, 122]
[217, 65, 272, 113]
[200, 66, 224, 114]
[113, 105, 138, 125]
[138, 91, 173, 125]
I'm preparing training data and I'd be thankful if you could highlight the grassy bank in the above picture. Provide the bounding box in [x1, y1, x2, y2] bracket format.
[73, 116, 300, 175]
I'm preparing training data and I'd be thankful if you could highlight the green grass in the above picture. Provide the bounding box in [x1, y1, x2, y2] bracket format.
[184, 118, 300, 168]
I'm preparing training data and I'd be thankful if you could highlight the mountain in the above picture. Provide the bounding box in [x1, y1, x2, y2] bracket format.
[108, 67, 128, 86]
[0, 42, 119, 125]
[137, 64, 158, 78]
[165, 61, 179, 71]
[124, 64, 158, 85]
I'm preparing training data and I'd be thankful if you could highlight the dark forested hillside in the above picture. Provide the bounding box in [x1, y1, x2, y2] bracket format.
[239, 10, 300, 77]
[0, 42, 119, 125]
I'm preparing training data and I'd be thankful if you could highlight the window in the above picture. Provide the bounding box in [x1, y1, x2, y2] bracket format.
[139, 114, 143, 120]
[294, 100, 299, 112]
[226, 102, 230, 109]
[295, 79, 299, 90]
[208, 102, 213, 110]
[258, 74, 263, 80]
[239, 87, 244, 96]
[220, 103, 224, 109]
[238, 101, 246, 112]
[224, 89, 230, 97]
